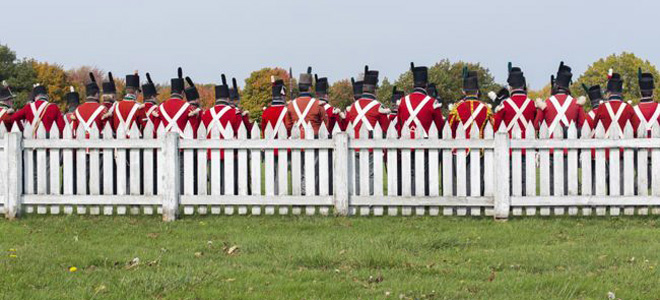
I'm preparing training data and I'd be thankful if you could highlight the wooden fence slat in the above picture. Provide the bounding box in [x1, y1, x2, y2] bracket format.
[386, 124, 398, 216]
[276, 124, 288, 214]
[75, 124, 86, 214]
[442, 123, 453, 216]
[525, 121, 537, 216]
[143, 121, 156, 215]
[358, 124, 370, 216]
[88, 125, 101, 215]
[127, 124, 141, 215]
[115, 125, 128, 215]
[48, 124, 61, 214]
[318, 124, 330, 216]
[291, 125, 302, 215]
[414, 127, 426, 216]
[511, 124, 522, 216]
[651, 123, 660, 215]
[566, 122, 578, 215]
[304, 123, 316, 215]
[210, 129, 221, 214]
[401, 126, 412, 215]
[608, 124, 622, 216]
[251, 124, 264, 214]
[455, 123, 467, 216]
[623, 122, 635, 215]
[428, 124, 440, 216]
[62, 123, 74, 214]
[237, 124, 252, 214]
[35, 125, 47, 214]
[224, 125, 236, 215]
[538, 122, 550, 215]
[594, 123, 607, 215]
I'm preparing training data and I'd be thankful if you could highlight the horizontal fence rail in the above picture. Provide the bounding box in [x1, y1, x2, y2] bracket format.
[2, 117, 660, 221]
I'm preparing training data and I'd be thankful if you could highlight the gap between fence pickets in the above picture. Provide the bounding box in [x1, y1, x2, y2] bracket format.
[5, 119, 660, 220]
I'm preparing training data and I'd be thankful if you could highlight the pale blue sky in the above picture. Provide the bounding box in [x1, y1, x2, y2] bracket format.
[1, 0, 656, 89]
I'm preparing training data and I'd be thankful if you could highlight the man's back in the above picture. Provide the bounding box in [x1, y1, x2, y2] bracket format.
[284, 96, 328, 135]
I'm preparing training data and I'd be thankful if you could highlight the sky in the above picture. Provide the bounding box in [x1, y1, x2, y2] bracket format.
[1, 0, 657, 90]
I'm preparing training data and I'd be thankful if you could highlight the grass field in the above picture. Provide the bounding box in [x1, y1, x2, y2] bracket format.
[2, 216, 660, 299]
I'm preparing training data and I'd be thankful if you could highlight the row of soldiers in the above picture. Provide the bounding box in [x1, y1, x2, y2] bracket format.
[0, 62, 657, 140]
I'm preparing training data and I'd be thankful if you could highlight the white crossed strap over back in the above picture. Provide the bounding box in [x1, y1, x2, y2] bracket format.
[604, 101, 627, 138]
[353, 99, 379, 131]
[504, 97, 532, 132]
[402, 95, 432, 136]
[208, 105, 234, 138]
[292, 97, 316, 128]
[547, 95, 573, 135]
[160, 102, 190, 134]
[75, 105, 106, 133]
[115, 101, 141, 134]
[634, 104, 660, 134]
[272, 107, 288, 135]
[461, 101, 486, 130]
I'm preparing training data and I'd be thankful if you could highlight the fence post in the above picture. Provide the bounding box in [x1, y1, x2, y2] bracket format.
[5, 132, 23, 220]
[162, 132, 180, 221]
[333, 132, 349, 215]
[493, 131, 510, 220]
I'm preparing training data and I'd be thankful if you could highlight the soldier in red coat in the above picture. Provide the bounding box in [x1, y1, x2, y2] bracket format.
[153, 68, 199, 137]
[633, 70, 660, 136]
[261, 78, 289, 194]
[261, 78, 288, 136]
[12, 84, 65, 136]
[533, 62, 587, 135]
[64, 86, 79, 132]
[229, 78, 253, 133]
[202, 74, 242, 137]
[315, 75, 341, 132]
[0, 80, 18, 132]
[284, 67, 328, 137]
[447, 68, 492, 138]
[582, 84, 603, 131]
[74, 73, 109, 135]
[388, 86, 404, 128]
[109, 73, 146, 136]
[397, 63, 444, 136]
[345, 66, 390, 137]
[141, 73, 160, 132]
[493, 64, 538, 137]
[100, 72, 117, 130]
[593, 72, 639, 138]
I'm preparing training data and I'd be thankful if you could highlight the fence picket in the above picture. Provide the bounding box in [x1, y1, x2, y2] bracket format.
[35, 125, 47, 214]
[428, 124, 440, 216]
[594, 122, 606, 216]
[414, 127, 426, 216]
[144, 121, 156, 215]
[224, 124, 236, 215]
[580, 123, 592, 215]
[566, 122, 578, 215]
[442, 123, 453, 216]
[116, 125, 127, 215]
[62, 123, 74, 214]
[102, 123, 114, 215]
[251, 124, 264, 214]
[358, 124, 370, 216]
[75, 124, 87, 214]
[291, 125, 302, 215]
[609, 123, 622, 216]
[524, 121, 537, 216]
[48, 124, 61, 214]
[538, 122, 550, 216]
[237, 124, 252, 214]
[623, 122, 635, 215]
[552, 124, 565, 216]
[401, 126, 412, 215]
[128, 124, 141, 215]
[88, 125, 100, 215]
[511, 124, 522, 216]
[469, 124, 481, 217]
[386, 124, 398, 216]
[651, 122, 660, 215]
[318, 124, 330, 216]
[210, 129, 221, 214]
[455, 123, 467, 216]
[304, 123, 316, 215]
[183, 123, 194, 215]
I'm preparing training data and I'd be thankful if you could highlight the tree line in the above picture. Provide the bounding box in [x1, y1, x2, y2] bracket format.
[1, 44, 658, 122]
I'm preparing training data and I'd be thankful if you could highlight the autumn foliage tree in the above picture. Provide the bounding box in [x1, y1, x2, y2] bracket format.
[0, 44, 36, 108]
[242, 67, 295, 122]
[32, 61, 70, 109]
[394, 59, 501, 112]
[572, 52, 660, 107]
[329, 79, 353, 110]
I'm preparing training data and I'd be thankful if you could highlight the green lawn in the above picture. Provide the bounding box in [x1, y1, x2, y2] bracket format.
[2, 216, 660, 299]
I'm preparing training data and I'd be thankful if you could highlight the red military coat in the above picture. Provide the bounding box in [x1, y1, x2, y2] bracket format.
[261, 103, 288, 136]
[593, 99, 639, 138]
[156, 98, 199, 137]
[447, 97, 491, 138]
[493, 92, 538, 138]
[396, 91, 444, 136]
[319, 100, 341, 132]
[74, 101, 109, 134]
[533, 93, 586, 135]
[584, 109, 597, 131]
[142, 102, 160, 129]
[112, 100, 146, 134]
[633, 101, 660, 137]
[0, 106, 17, 132]
[12, 100, 65, 135]
[345, 97, 390, 138]
[201, 104, 242, 138]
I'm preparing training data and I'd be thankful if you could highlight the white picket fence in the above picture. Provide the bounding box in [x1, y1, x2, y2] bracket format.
[2, 117, 660, 221]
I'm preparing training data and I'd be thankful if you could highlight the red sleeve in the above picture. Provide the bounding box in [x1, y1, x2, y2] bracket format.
[576, 105, 586, 128]
[378, 108, 390, 132]
[55, 110, 65, 136]
[629, 106, 640, 136]
[493, 106, 505, 132]
[433, 107, 444, 133]
[533, 108, 544, 130]
[11, 106, 27, 123]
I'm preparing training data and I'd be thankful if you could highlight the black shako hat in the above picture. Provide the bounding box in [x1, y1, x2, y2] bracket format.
[142, 73, 158, 99]
[555, 61, 572, 89]
[229, 78, 240, 101]
[86, 73, 100, 97]
[315, 74, 329, 94]
[272, 78, 285, 99]
[462, 68, 479, 91]
[171, 67, 185, 94]
[363, 65, 379, 86]
[66, 86, 80, 106]
[351, 77, 363, 100]
[102, 72, 116, 94]
[639, 68, 655, 91]
[184, 76, 199, 101]
[582, 83, 602, 107]
[607, 73, 623, 94]
[215, 74, 230, 100]
[411, 62, 428, 88]
[125, 73, 140, 91]
[391, 86, 404, 104]
[507, 63, 526, 88]
[299, 67, 313, 90]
